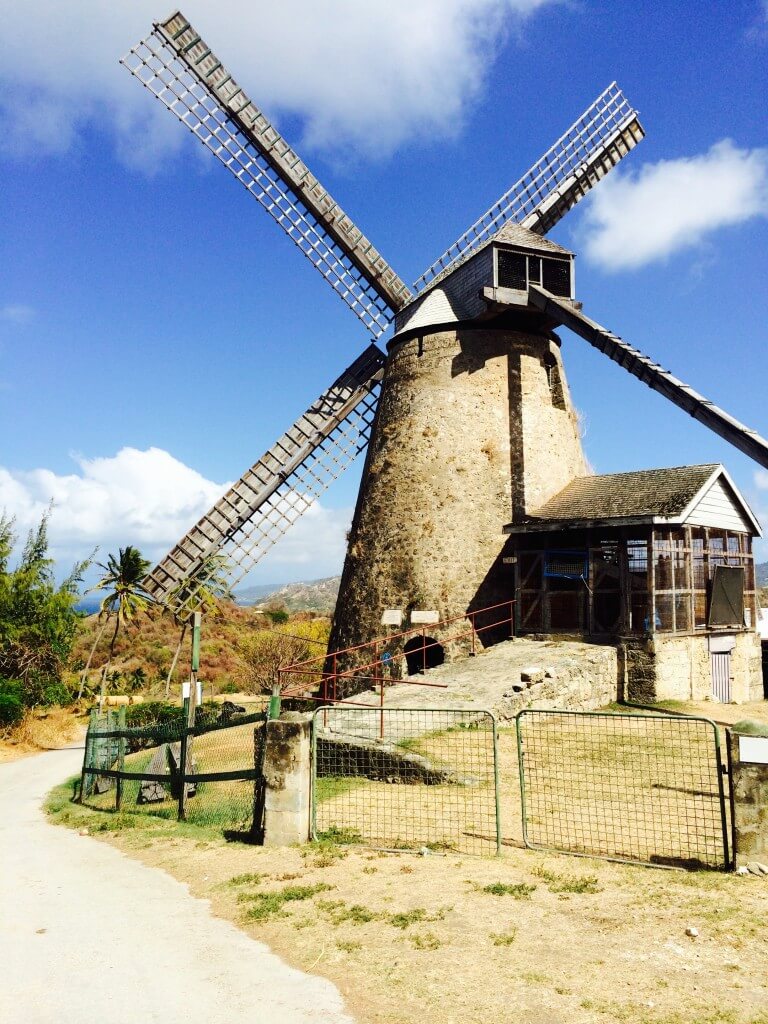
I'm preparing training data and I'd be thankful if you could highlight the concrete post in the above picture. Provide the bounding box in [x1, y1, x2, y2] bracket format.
[262, 712, 312, 847]
[728, 722, 768, 869]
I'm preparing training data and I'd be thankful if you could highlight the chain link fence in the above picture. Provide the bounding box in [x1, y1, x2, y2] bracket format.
[516, 709, 730, 869]
[80, 703, 267, 837]
[312, 707, 500, 856]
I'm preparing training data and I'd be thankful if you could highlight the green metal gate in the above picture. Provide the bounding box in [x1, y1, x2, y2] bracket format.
[312, 707, 501, 856]
[516, 709, 730, 869]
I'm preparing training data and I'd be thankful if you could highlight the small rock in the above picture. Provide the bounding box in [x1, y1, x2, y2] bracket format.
[419, 847, 431, 857]
[746, 862, 764, 876]
[544, 666, 557, 679]
[78, 829, 89, 836]
[511, 684, 525, 693]
[756, 862, 768, 875]
[685, 926, 699, 938]
[735, 866, 750, 876]
[520, 667, 544, 683]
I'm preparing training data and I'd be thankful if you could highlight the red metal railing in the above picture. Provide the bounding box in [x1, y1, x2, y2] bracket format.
[277, 600, 515, 735]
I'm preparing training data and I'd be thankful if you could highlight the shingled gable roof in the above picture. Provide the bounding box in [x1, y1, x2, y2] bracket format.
[504, 464, 761, 535]
[414, 221, 573, 299]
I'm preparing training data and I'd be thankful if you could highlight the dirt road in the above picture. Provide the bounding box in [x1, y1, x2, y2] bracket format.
[0, 748, 354, 1024]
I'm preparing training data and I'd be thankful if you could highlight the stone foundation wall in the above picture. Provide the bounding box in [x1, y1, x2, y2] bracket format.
[620, 632, 762, 704]
[491, 645, 617, 721]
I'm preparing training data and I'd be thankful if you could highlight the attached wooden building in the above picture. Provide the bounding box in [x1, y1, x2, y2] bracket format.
[503, 464, 763, 703]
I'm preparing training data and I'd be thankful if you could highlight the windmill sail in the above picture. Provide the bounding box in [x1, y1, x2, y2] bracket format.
[529, 287, 768, 471]
[414, 82, 644, 293]
[122, 11, 411, 337]
[145, 344, 386, 615]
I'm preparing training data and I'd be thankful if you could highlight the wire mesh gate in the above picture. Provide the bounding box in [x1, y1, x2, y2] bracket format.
[312, 707, 501, 856]
[80, 708, 266, 837]
[516, 709, 730, 869]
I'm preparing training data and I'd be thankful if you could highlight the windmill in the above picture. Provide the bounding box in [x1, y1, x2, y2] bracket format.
[122, 11, 768, 654]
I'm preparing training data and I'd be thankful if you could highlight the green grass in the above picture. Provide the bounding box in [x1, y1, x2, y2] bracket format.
[226, 872, 263, 887]
[533, 866, 601, 894]
[389, 906, 450, 929]
[490, 929, 517, 946]
[410, 931, 442, 950]
[317, 900, 380, 925]
[313, 825, 362, 844]
[478, 882, 536, 899]
[240, 883, 334, 922]
[314, 777, 366, 804]
[389, 908, 429, 929]
[45, 775, 245, 843]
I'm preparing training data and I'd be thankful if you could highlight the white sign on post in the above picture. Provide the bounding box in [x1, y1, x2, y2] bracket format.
[738, 735, 768, 765]
[181, 681, 191, 700]
[381, 609, 403, 627]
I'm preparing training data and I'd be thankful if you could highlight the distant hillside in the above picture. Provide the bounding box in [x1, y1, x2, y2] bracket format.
[233, 582, 285, 604]
[757, 562, 768, 588]
[248, 576, 340, 614]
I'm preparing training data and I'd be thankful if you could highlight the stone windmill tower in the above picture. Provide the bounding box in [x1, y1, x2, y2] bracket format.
[123, 12, 768, 648]
[331, 224, 588, 650]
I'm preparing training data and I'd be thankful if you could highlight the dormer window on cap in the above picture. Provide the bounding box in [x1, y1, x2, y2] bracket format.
[495, 244, 574, 299]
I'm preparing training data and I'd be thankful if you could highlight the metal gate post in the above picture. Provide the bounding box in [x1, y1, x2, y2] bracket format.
[491, 713, 502, 856]
[115, 706, 126, 811]
[178, 692, 191, 821]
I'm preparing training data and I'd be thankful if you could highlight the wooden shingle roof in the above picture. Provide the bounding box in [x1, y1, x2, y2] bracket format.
[532, 465, 719, 521]
[491, 222, 572, 256]
[503, 463, 760, 536]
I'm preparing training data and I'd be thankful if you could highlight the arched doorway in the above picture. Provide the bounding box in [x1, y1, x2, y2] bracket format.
[403, 636, 445, 675]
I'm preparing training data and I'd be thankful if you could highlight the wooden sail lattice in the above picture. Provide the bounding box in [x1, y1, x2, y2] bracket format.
[121, 12, 410, 338]
[144, 345, 386, 615]
[413, 82, 644, 293]
[529, 287, 768, 472]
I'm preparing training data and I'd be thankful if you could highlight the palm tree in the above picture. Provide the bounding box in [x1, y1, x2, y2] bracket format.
[91, 546, 153, 708]
[164, 555, 232, 698]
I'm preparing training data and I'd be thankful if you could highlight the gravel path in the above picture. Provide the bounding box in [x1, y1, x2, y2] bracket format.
[0, 748, 354, 1024]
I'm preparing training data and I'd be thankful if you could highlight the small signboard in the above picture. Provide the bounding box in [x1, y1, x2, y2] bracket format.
[739, 735, 768, 765]
[381, 609, 403, 626]
[410, 610, 440, 625]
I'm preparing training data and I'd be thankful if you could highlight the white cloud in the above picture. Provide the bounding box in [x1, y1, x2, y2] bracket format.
[579, 140, 768, 271]
[0, 447, 350, 581]
[0, 1, 556, 168]
[0, 304, 35, 324]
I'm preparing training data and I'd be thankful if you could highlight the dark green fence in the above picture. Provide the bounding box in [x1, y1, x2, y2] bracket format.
[516, 709, 730, 870]
[312, 707, 501, 856]
[80, 704, 267, 838]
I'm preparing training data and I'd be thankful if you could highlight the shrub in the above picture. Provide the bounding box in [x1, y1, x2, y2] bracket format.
[40, 682, 73, 707]
[0, 678, 24, 727]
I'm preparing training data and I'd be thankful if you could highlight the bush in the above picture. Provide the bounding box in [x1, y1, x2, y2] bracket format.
[0, 679, 25, 727]
[40, 682, 73, 707]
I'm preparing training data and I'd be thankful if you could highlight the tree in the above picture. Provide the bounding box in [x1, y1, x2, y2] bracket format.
[238, 617, 330, 695]
[164, 555, 233, 698]
[0, 509, 91, 709]
[91, 546, 153, 707]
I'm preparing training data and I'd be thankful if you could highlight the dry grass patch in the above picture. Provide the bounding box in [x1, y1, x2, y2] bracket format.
[0, 705, 85, 762]
[46, 784, 768, 1024]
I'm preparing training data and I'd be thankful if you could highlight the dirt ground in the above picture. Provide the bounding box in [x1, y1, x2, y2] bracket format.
[48, 726, 768, 1024]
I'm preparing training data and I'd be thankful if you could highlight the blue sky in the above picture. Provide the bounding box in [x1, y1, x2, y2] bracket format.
[1, 0, 768, 582]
